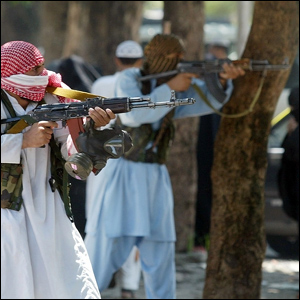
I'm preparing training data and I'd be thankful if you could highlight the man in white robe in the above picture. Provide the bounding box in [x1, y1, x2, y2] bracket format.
[90, 40, 143, 299]
[1, 40, 115, 299]
[84, 34, 245, 299]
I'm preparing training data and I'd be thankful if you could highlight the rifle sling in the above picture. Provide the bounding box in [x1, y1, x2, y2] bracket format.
[45, 86, 106, 100]
[7, 116, 37, 134]
[192, 73, 266, 118]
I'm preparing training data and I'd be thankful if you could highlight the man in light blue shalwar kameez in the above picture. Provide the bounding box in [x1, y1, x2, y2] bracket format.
[84, 34, 245, 299]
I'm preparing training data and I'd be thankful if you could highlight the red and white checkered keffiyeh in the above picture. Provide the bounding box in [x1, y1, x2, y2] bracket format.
[1, 41, 75, 103]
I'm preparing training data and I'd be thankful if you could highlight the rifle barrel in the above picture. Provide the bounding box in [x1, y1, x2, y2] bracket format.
[138, 70, 179, 82]
[138, 59, 290, 81]
[248, 64, 290, 71]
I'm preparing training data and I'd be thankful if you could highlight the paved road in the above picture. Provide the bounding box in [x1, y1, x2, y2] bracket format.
[100, 249, 299, 299]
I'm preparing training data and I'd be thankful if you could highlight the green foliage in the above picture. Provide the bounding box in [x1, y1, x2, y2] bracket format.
[144, 1, 163, 11]
[144, 1, 238, 23]
[8, 1, 33, 7]
[205, 1, 237, 21]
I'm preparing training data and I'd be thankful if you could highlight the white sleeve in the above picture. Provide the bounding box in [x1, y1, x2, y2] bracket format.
[115, 68, 174, 126]
[1, 101, 23, 164]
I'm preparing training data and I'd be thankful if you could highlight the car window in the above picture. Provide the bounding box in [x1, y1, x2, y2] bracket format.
[285, 50, 299, 89]
[268, 114, 291, 148]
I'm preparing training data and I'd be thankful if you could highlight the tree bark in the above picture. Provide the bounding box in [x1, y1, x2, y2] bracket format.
[61, 1, 91, 58]
[203, 1, 299, 298]
[1, 1, 41, 46]
[39, 1, 69, 63]
[83, 1, 144, 75]
[39, 1, 144, 75]
[164, 1, 205, 252]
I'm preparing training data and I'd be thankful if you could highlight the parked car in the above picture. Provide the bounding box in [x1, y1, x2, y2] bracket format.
[264, 90, 299, 259]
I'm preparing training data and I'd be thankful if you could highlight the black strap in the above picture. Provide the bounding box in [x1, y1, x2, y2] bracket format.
[1, 89, 20, 134]
[1, 89, 17, 117]
[49, 137, 73, 221]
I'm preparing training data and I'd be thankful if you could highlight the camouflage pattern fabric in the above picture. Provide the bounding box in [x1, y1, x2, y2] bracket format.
[1, 163, 23, 210]
[121, 110, 175, 164]
[1, 89, 24, 211]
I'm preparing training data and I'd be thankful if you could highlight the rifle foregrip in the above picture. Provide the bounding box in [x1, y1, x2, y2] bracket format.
[86, 97, 131, 114]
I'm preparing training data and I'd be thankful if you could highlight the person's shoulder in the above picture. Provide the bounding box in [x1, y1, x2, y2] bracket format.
[119, 67, 141, 78]
[91, 74, 118, 91]
[93, 74, 118, 84]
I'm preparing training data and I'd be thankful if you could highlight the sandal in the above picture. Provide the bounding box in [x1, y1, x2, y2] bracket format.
[121, 288, 135, 299]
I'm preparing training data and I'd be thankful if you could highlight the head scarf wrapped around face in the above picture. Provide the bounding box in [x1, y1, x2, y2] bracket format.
[142, 34, 185, 76]
[1, 41, 48, 101]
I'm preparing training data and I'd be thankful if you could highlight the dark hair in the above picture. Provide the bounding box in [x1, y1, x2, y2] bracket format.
[118, 57, 142, 65]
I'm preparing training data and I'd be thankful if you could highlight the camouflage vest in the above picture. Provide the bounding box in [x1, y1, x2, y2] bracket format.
[119, 109, 176, 164]
[1, 90, 73, 220]
[1, 89, 23, 210]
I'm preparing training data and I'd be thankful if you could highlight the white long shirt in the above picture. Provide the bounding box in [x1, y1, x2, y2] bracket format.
[1, 91, 101, 299]
[85, 68, 233, 242]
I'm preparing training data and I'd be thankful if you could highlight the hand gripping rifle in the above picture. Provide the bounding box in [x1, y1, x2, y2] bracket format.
[138, 58, 290, 103]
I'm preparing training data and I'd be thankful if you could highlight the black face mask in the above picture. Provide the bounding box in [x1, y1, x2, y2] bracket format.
[64, 120, 133, 180]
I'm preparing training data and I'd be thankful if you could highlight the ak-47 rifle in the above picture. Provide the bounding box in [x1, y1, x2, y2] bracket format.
[1, 90, 195, 127]
[138, 58, 290, 81]
[138, 58, 290, 103]
[1, 91, 195, 180]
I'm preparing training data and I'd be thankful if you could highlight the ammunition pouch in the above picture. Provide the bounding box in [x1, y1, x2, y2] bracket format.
[1, 163, 23, 210]
[121, 110, 175, 165]
[122, 124, 174, 164]
[65, 120, 133, 180]
[1, 89, 24, 211]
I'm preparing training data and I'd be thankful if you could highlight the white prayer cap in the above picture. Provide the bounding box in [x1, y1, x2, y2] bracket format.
[115, 40, 143, 58]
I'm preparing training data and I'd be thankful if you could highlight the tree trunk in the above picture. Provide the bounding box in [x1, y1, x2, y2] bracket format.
[39, 1, 144, 75]
[39, 1, 69, 63]
[83, 1, 144, 75]
[164, 1, 205, 252]
[1, 1, 41, 46]
[61, 1, 91, 58]
[236, 1, 253, 57]
[204, 1, 299, 299]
